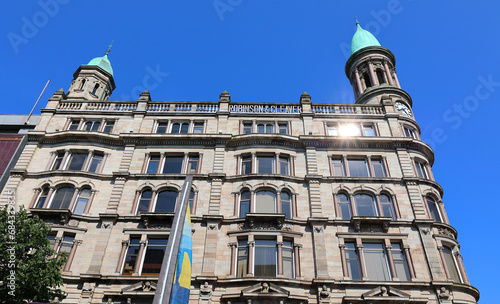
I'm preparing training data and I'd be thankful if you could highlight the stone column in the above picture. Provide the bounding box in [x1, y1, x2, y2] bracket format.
[277, 241, 283, 276]
[294, 244, 302, 278]
[339, 244, 348, 278]
[356, 242, 368, 280]
[64, 239, 83, 272]
[116, 240, 129, 273]
[385, 241, 397, 279]
[247, 240, 255, 276]
[403, 244, 416, 279]
[134, 240, 147, 274]
[368, 60, 379, 86]
[383, 61, 394, 85]
[354, 69, 364, 94]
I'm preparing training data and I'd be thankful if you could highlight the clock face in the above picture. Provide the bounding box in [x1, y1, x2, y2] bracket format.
[395, 102, 412, 117]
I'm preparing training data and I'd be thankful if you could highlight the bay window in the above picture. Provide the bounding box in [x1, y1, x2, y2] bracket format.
[49, 150, 106, 173]
[330, 156, 389, 178]
[33, 186, 94, 214]
[240, 121, 290, 135]
[336, 193, 397, 220]
[122, 237, 169, 276]
[136, 189, 179, 213]
[144, 153, 201, 174]
[66, 118, 115, 133]
[154, 120, 205, 134]
[325, 122, 377, 136]
[239, 153, 293, 176]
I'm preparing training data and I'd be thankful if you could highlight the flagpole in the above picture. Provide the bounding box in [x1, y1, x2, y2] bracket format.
[153, 175, 193, 304]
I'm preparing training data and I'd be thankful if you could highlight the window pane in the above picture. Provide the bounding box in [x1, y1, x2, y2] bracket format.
[380, 195, 395, 220]
[348, 159, 369, 177]
[69, 121, 79, 130]
[258, 156, 275, 174]
[103, 121, 114, 133]
[257, 124, 265, 133]
[243, 123, 252, 134]
[391, 243, 410, 281]
[142, 238, 168, 276]
[363, 124, 375, 136]
[138, 190, 153, 213]
[51, 187, 75, 209]
[73, 189, 91, 215]
[265, 124, 274, 133]
[67, 153, 87, 171]
[237, 240, 248, 277]
[279, 123, 288, 134]
[180, 123, 189, 133]
[155, 191, 178, 213]
[255, 191, 276, 213]
[279, 157, 290, 175]
[193, 122, 204, 133]
[147, 155, 160, 174]
[282, 242, 294, 278]
[327, 125, 338, 136]
[88, 154, 103, 172]
[242, 156, 252, 174]
[345, 243, 361, 280]
[157, 123, 167, 133]
[240, 191, 250, 217]
[171, 123, 180, 133]
[123, 238, 141, 275]
[372, 159, 386, 177]
[52, 153, 64, 170]
[443, 246, 461, 282]
[187, 155, 199, 174]
[163, 156, 183, 173]
[332, 159, 345, 177]
[281, 192, 292, 219]
[363, 243, 391, 280]
[415, 162, 427, 179]
[254, 240, 277, 277]
[426, 198, 441, 222]
[337, 194, 352, 220]
[355, 194, 377, 216]
[36, 188, 50, 208]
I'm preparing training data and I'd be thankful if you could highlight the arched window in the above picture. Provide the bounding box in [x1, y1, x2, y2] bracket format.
[280, 191, 292, 219]
[73, 188, 92, 215]
[138, 190, 153, 213]
[337, 193, 352, 220]
[426, 197, 442, 222]
[155, 190, 178, 213]
[354, 193, 377, 217]
[380, 194, 396, 220]
[92, 83, 100, 95]
[35, 187, 50, 208]
[363, 73, 372, 88]
[80, 79, 86, 89]
[50, 186, 75, 209]
[255, 190, 276, 213]
[239, 190, 251, 218]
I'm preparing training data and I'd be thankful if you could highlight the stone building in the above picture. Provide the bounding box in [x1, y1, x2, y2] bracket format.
[0, 23, 479, 304]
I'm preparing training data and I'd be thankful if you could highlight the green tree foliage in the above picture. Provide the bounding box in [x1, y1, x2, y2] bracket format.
[0, 206, 67, 304]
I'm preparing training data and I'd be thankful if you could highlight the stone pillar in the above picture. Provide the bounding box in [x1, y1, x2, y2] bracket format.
[309, 218, 328, 278]
[116, 240, 129, 273]
[201, 215, 223, 276]
[294, 244, 302, 278]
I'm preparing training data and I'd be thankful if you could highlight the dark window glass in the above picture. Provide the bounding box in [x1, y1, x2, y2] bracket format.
[282, 240, 294, 278]
[68, 120, 79, 130]
[364, 243, 391, 280]
[103, 121, 114, 133]
[391, 243, 410, 281]
[345, 242, 361, 280]
[377, 70, 386, 84]
[187, 155, 199, 174]
[84, 121, 101, 131]
[73, 189, 91, 215]
[123, 237, 141, 275]
[36, 188, 50, 208]
[255, 191, 276, 213]
[188, 191, 195, 213]
[51, 187, 75, 209]
[147, 155, 160, 174]
[243, 123, 253, 134]
[443, 246, 461, 282]
[355, 194, 377, 217]
[279, 156, 290, 175]
[257, 123, 274, 133]
[254, 240, 277, 277]
[163, 156, 183, 173]
[281, 192, 292, 219]
[404, 127, 416, 139]
[142, 238, 168, 276]
[278, 123, 288, 134]
[426, 197, 441, 222]
[241, 156, 252, 174]
[415, 162, 428, 179]
[372, 159, 386, 177]
[52, 152, 65, 170]
[364, 73, 372, 88]
[156, 123, 167, 133]
[348, 159, 369, 177]
[138, 190, 153, 213]
[363, 124, 375, 136]
[171, 122, 189, 134]
[193, 122, 204, 133]
[239, 191, 250, 218]
[257, 156, 275, 174]
[332, 159, 345, 177]
[47, 234, 56, 249]
[59, 235, 74, 256]
[92, 84, 99, 95]
[67, 153, 87, 171]
[337, 194, 352, 220]
[88, 154, 103, 173]
[380, 194, 395, 220]
[155, 190, 178, 213]
[237, 240, 248, 277]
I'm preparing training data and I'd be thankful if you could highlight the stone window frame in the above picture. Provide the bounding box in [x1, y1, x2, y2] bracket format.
[46, 149, 108, 173]
[152, 119, 207, 134]
[118, 234, 170, 276]
[142, 152, 202, 175]
[435, 237, 469, 285]
[338, 235, 415, 282]
[46, 229, 83, 273]
[236, 152, 295, 176]
[29, 183, 96, 215]
[411, 156, 433, 180]
[228, 232, 302, 279]
[422, 193, 449, 224]
[402, 124, 419, 139]
[234, 186, 297, 219]
[323, 121, 379, 137]
[333, 189, 400, 220]
[64, 117, 116, 133]
[239, 120, 291, 135]
[328, 154, 389, 178]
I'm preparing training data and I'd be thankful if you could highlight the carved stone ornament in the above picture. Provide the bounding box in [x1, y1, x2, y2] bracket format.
[437, 286, 453, 302]
[437, 227, 455, 239]
[200, 281, 213, 298]
[67, 219, 79, 227]
[81, 282, 95, 297]
[142, 281, 152, 291]
[319, 285, 330, 298]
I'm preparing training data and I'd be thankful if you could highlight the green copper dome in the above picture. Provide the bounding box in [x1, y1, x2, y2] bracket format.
[350, 22, 381, 55]
[87, 54, 113, 76]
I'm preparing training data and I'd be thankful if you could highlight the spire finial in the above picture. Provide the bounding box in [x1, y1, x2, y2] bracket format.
[355, 17, 360, 25]
[105, 40, 114, 56]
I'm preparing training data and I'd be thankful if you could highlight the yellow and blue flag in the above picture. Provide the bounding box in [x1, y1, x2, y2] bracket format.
[170, 203, 192, 304]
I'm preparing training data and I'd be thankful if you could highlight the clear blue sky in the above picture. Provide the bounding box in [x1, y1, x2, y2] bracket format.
[1, 1, 498, 302]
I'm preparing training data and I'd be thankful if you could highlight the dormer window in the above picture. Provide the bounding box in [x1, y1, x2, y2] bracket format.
[92, 83, 100, 95]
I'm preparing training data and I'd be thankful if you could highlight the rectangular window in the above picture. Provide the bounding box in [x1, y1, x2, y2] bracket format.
[345, 242, 362, 280]
[363, 243, 391, 281]
[156, 122, 168, 133]
[187, 155, 199, 174]
[257, 123, 274, 133]
[257, 156, 275, 174]
[147, 155, 161, 174]
[243, 122, 253, 134]
[391, 243, 410, 281]
[193, 122, 204, 133]
[237, 240, 248, 277]
[141, 238, 168, 276]
[52, 152, 65, 170]
[371, 159, 386, 177]
[241, 156, 252, 174]
[348, 159, 370, 177]
[103, 121, 115, 133]
[254, 239, 277, 277]
[83, 121, 101, 131]
[279, 156, 290, 175]
[163, 155, 184, 173]
[443, 246, 461, 283]
[67, 153, 87, 171]
[282, 240, 294, 278]
[415, 161, 428, 179]
[326, 124, 338, 136]
[404, 126, 416, 139]
[68, 120, 80, 130]
[332, 159, 345, 177]
[123, 237, 141, 275]
[88, 154, 103, 173]
[171, 122, 189, 134]
[362, 124, 376, 136]
[278, 123, 289, 134]
[57, 234, 75, 256]
[47, 234, 57, 249]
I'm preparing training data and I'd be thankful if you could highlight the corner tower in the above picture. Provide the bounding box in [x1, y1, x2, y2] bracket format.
[66, 46, 116, 101]
[345, 20, 412, 116]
